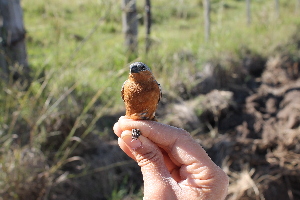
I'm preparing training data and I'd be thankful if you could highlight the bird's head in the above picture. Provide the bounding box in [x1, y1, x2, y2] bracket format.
[130, 62, 151, 74]
[129, 62, 154, 82]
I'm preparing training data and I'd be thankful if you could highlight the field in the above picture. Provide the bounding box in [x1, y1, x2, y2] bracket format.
[1, 0, 300, 199]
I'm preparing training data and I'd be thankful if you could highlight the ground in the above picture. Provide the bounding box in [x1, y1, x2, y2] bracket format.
[169, 44, 300, 199]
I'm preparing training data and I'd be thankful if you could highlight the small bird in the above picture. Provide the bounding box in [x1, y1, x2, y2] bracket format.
[121, 62, 161, 139]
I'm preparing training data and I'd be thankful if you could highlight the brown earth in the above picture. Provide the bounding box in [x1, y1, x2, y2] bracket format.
[172, 52, 300, 199]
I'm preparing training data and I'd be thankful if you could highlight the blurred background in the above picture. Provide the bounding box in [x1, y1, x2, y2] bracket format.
[0, 0, 300, 199]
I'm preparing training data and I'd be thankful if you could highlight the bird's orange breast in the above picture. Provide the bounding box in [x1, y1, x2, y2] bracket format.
[122, 71, 160, 120]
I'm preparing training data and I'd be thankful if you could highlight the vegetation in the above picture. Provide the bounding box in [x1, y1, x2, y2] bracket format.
[1, 0, 300, 199]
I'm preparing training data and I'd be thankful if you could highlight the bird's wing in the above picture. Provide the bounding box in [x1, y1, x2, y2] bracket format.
[156, 81, 162, 104]
[121, 80, 127, 102]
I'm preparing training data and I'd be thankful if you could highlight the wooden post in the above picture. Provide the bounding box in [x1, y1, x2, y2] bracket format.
[0, 15, 8, 76]
[217, 0, 224, 27]
[203, 0, 210, 42]
[144, 0, 151, 53]
[275, 0, 279, 18]
[296, 0, 300, 13]
[0, 0, 29, 80]
[246, 0, 251, 25]
[122, 0, 138, 56]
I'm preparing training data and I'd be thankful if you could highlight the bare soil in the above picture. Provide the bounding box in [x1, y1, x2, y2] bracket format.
[192, 53, 300, 199]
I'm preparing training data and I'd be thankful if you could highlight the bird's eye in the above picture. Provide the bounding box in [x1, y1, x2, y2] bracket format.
[141, 66, 146, 71]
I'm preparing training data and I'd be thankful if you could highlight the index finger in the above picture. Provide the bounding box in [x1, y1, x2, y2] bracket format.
[117, 117, 216, 169]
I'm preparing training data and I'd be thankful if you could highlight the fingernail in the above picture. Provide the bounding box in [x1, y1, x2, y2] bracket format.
[122, 135, 142, 150]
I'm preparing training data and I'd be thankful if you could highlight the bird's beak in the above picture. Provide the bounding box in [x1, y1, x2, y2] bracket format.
[130, 65, 139, 73]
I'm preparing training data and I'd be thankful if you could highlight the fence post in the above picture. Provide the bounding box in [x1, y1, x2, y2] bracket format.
[275, 0, 279, 18]
[0, 0, 29, 80]
[203, 0, 210, 41]
[246, 0, 251, 25]
[145, 0, 151, 53]
[296, 0, 300, 13]
[122, 0, 138, 57]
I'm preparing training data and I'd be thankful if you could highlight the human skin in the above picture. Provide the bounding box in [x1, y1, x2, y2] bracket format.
[113, 116, 229, 200]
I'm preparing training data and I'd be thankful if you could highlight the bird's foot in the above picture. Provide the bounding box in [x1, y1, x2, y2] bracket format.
[132, 129, 141, 140]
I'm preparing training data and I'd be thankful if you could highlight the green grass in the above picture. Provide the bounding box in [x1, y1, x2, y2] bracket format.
[1, 0, 300, 198]
[21, 0, 300, 103]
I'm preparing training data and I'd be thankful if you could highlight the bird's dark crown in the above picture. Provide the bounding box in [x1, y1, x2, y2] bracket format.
[130, 62, 151, 73]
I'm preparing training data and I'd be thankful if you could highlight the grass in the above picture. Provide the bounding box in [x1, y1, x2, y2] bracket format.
[1, 0, 300, 199]
[22, 0, 300, 101]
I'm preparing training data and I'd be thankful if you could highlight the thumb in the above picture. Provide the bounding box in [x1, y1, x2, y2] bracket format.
[120, 131, 178, 199]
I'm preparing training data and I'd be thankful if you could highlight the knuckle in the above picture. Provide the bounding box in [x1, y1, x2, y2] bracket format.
[135, 149, 162, 167]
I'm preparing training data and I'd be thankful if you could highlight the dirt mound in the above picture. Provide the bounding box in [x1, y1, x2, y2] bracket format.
[200, 53, 300, 199]
[154, 43, 300, 199]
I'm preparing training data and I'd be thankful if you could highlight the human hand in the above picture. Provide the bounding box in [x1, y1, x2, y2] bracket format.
[113, 116, 228, 200]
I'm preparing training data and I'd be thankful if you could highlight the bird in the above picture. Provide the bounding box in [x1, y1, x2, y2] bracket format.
[121, 62, 161, 139]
